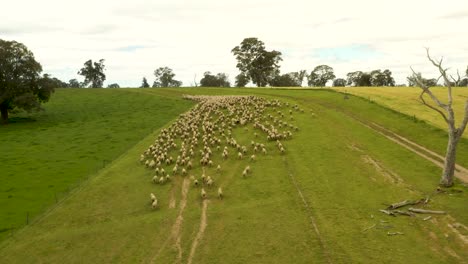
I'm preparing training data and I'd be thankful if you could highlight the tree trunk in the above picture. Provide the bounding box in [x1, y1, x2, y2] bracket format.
[441, 131, 459, 187]
[0, 103, 8, 125]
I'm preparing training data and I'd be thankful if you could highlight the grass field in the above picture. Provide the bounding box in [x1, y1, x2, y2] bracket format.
[332, 87, 468, 138]
[0, 88, 467, 263]
[0, 88, 194, 241]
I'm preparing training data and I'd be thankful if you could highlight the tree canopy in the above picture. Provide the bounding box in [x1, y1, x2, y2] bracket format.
[78, 59, 106, 88]
[232, 38, 282, 87]
[199, 72, 230, 87]
[308, 65, 335, 87]
[270, 72, 303, 87]
[333, 78, 346, 87]
[107, 83, 120, 88]
[153, 67, 182, 87]
[235, 74, 249, 87]
[0, 39, 55, 124]
[141, 77, 150, 88]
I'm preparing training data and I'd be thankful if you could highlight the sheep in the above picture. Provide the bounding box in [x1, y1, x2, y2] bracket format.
[166, 174, 171, 181]
[238, 152, 243, 160]
[145, 160, 150, 167]
[218, 187, 223, 199]
[155, 167, 160, 175]
[242, 170, 247, 178]
[201, 188, 207, 199]
[194, 179, 199, 186]
[152, 198, 158, 209]
[140, 154, 145, 163]
[262, 148, 267, 155]
[150, 193, 156, 202]
[208, 160, 213, 167]
[207, 178, 214, 187]
[152, 175, 158, 184]
[182, 168, 187, 176]
[250, 154, 256, 161]
[245, 165, 251, 174]
[173, 165, 178, 175]
[159, 176, 166, 184]
[216, 164, 221, 172]
[161, 168, 166, 176]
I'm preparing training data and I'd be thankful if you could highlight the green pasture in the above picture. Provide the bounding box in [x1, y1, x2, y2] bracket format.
[0, 88, 466, 263]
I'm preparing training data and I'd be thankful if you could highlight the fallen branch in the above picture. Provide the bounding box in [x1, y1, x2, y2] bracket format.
[394, 210, 414, 217]
[387, 200, 422, 210]
[408, 208, 446, 215]
[379, 209, 396, 216]
[362, 224, 376, 232]
[423, 216, 432, 221]
[387, 231, 404, 236]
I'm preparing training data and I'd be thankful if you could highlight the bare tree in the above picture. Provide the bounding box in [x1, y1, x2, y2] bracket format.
[410, 48, 468, 187]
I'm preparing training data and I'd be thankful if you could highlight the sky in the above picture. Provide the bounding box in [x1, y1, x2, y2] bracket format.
[1, 0, 468, 87]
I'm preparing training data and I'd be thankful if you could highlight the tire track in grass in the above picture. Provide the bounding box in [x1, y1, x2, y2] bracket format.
[151, 177, 190, 264]
[187, 199, 209, 264]
[282, 156, 333, 264]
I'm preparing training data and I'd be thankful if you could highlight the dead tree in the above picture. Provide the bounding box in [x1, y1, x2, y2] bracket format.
[410, 48, 468, 187]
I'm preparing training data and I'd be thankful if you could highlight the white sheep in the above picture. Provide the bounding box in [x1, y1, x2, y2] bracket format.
[150, 193, 156, 202]
[216, 164, 221, 172]
[242, 170, 247, 178]
[152, 198, 158, 209]
[152, 175, 158, 184]
[194, 179, 199, 186]
[218, 187, 223, 199]
[238, 152, 243, 159]
[250, 154, 256, 161]
[201, 188, 207, 199]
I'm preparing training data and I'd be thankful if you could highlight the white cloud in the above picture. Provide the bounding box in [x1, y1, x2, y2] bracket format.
[1, 0, 467, 87]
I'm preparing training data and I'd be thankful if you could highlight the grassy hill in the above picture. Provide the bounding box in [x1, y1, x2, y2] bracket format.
[332, 86, 468, 138]
[0, 88, 194, 241]
[0, 88, 466, 263]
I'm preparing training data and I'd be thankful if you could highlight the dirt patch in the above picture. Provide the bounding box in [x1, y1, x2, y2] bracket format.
[447, 223, 468, 245]
[348, 143, 364, 152]
[169, 186, 176, 209]
[150, 178, 190, 264]
[187, 199, 209, 264]
[367, 122, 468, 183]
[361, 155, 404, 185]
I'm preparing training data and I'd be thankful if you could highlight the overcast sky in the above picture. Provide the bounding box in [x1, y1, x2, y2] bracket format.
[2, 0, 468, 87]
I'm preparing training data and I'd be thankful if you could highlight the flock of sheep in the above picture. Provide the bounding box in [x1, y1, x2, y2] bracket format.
[140, 95, 304, 209]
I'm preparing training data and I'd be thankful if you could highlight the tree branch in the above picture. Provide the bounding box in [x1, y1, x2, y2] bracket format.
[410, 67, 448, 109]
[419, 90, 449, 124]
[458, 99, 468, 138]
[425, 48, 453, 105]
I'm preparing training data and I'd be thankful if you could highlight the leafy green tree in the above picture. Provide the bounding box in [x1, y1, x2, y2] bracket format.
[407, 74, 438, 87]
[346, 71, 371, 86]
[200, 72, 230, 87]
[68, 79, 82, 88]
[370, 69, 395, 86]
[235, 74, 249, 87]
[141, 77, 150, 88]
[153, 67, 182, 87]
[78, 59, 106, 88]
[107, 83, 120, 88]
[0, 39, 55, 124]
[308, 65, 335, 87]
[270, 72, 302, 87]
[288, 70, 307, 87]
[333, 78, 346, 87]
[232, 38, 282, 87]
